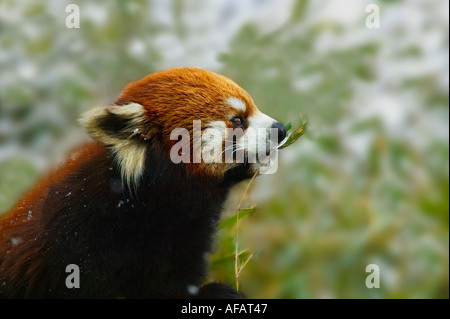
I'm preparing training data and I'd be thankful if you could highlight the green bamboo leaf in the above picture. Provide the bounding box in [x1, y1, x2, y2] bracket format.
[284, 121, 292, 132]
[278, 114, 307, 150]
[218, 207, 255, 229]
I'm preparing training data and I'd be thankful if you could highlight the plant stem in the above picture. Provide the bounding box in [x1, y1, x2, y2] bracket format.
[234, 153, 272, 291]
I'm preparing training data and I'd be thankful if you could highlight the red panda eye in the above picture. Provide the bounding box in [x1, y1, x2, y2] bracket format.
[231, 116, 244, 128]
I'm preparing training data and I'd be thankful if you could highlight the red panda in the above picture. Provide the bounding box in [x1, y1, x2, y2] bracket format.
[0, 67, 286, 298]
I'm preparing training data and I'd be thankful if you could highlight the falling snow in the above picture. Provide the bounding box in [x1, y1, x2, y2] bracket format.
[187, 284, 199, 296]
[10, 236, 23, 246]
[117, 200, 125, 208]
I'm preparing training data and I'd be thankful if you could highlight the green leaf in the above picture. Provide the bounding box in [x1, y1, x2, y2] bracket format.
[218, 207, 255, 229]
[278, 114, 307, 150]
[284, 121, 292, 132]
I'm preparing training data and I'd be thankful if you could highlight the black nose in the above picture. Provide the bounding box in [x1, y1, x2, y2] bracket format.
[271, 121, 287, 144]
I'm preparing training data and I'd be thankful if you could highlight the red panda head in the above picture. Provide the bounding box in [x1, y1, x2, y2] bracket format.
[80, 67, 286, 186]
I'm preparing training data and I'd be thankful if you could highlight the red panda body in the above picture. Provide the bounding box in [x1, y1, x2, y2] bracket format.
[0, 68, 286, 298]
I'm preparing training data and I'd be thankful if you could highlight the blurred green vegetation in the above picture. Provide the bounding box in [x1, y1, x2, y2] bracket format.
[0, 0, 448, 298]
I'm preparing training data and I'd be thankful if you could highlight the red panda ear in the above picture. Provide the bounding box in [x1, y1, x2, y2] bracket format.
[79, 103, 149, 186]
[79, 103, 147, 145]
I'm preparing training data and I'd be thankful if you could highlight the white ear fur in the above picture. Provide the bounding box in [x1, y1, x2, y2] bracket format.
[79, 103, 148, 187]
[79, 103, 145, 143]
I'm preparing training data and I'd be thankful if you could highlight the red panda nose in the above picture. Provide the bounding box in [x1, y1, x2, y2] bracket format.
[271, 121, 287, 144]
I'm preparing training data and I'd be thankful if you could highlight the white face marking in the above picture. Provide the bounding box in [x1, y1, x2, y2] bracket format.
[200, 121, 226, 163]
[242, 112, 276, 157]
[206, 120, 226, 132]
[235, 111, 278, 173]
[247, 111, 275, 130]
[227, 97, 247, 112]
